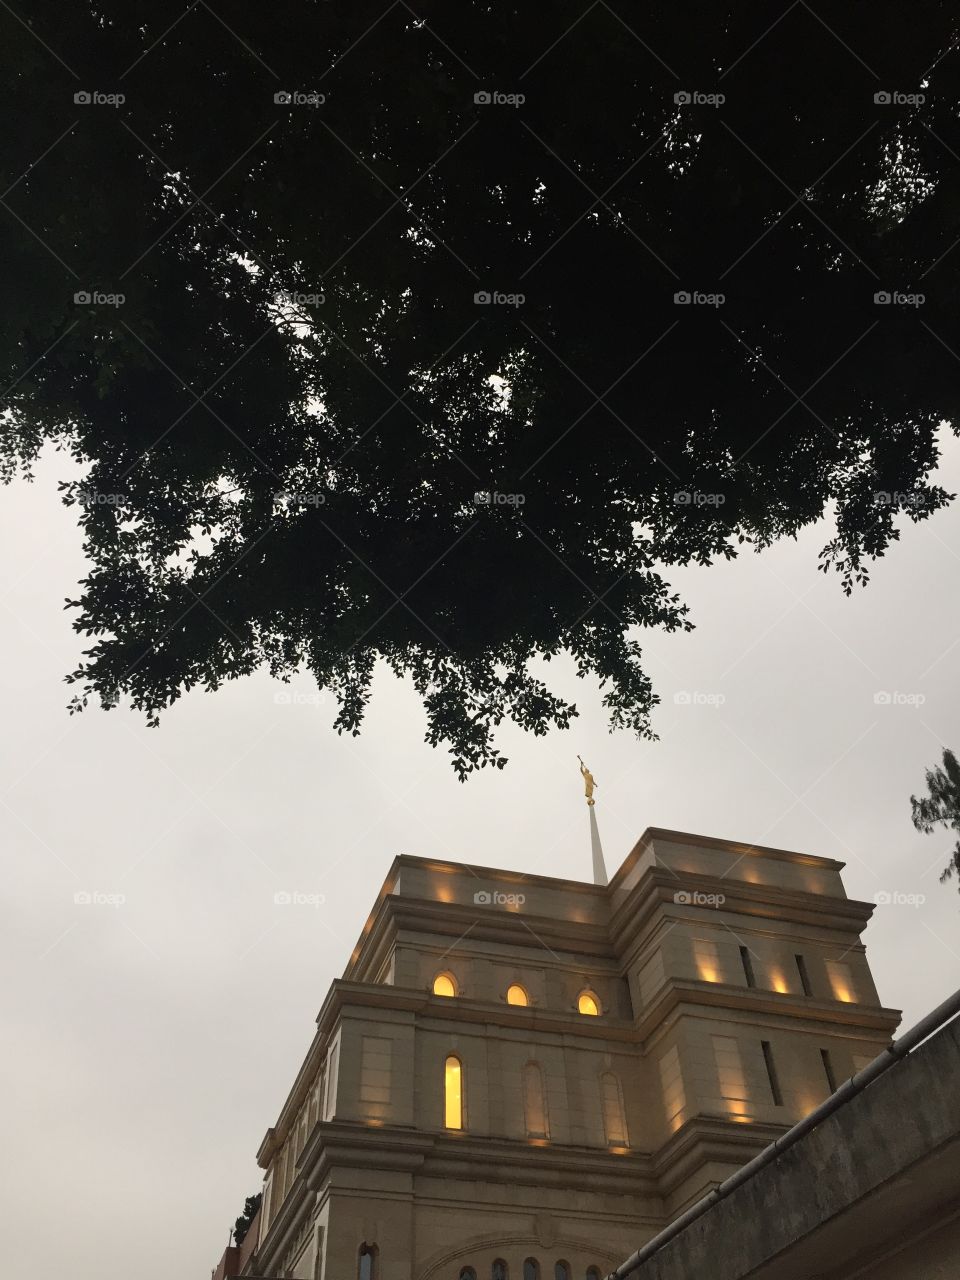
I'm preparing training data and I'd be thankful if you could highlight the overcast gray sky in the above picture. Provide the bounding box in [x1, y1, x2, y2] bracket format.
[2, 437, 958, 1280]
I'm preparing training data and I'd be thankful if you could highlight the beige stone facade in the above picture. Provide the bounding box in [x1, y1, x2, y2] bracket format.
[224, 826, 900, 1280]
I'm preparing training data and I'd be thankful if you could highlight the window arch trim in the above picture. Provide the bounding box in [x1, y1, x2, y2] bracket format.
[577, 989, 601, 1016]
[433, 971, 458, 997]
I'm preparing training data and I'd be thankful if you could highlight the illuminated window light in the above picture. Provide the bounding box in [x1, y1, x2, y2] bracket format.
[506, 984, 529, 1006]
[433, 973, 456, 998]
[825, 959, 856, 1004]
[694, 938, 721, 983]
[578, 991, 600, 1016]
[444, 1055, 463, 1129]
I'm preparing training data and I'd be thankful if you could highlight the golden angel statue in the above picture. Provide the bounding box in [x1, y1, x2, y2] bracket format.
[577, 755, 598, 806]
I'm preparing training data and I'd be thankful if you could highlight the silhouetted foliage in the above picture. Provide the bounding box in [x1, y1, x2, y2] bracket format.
[911, 747, 960, 893]
[2, 2, 959, 772]
[233, 1192, 261, 1246]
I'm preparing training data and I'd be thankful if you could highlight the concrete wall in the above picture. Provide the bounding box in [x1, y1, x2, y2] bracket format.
[625, 1013, 960, 1280]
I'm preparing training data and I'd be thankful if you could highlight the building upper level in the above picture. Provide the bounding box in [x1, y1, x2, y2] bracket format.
[250, 826, 901, 1247]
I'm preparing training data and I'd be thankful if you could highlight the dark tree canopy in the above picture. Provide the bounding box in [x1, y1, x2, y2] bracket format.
[911, 747, 960, 893]
[2, 2, 959, 773]
[233, 1191, 261, 1246]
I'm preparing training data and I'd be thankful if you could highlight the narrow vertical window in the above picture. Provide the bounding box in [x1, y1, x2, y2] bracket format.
[461, 1270, 477, 1280]
[492, 1260, 509, 1280]
[358, 1245, 378, 1280]
[444, 1055, 463, 1130]
[739, 945, 756, 988]
[523, 1260, 539, 1280]
[523, 1061, 548, 1137]
[761, 1040, 783, 1106]
[820, 1048, 838, 1093]
[586, 1270, 602, 1280]
[795, 954, 813, 996]
[599, 1071, 628, 1145]
[555, 1263, 570, 1280]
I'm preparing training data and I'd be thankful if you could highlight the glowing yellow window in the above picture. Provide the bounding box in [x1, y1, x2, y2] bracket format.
[433, 973, 456, 997]
[578, 992, 600, 1016]
[444, 1055, 463, 1129]
[506, 984, 529, 1006]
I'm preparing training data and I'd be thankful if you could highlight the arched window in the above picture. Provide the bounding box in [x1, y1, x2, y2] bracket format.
[555, 1262, 570, 1280]
[444, 1055, 463, 1129]
[492, 1260, 509, 1280]
[600, 1071, 628, 1145]
[506, 983, 529, 1006]
[586, 1268, 602, 1280]
[460, 1269, 477, 1280]
[433, 972, 457, 997]
[523, 1061, 548, 1137]
[523, 1260, 540, 1280]
[358, 1244, 378, 1280]
[578, 990, 600, 1016]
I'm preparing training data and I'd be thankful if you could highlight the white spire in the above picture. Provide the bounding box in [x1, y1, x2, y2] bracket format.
[589, 803, 608, 886]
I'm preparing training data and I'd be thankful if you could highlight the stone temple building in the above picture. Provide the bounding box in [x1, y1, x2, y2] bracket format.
[210, 821, 905, 1280]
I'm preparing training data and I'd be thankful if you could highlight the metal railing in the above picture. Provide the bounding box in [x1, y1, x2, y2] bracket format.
[607, 984, 960, 1280]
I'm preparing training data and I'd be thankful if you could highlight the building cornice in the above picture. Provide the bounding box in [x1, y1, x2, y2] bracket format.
[609, 865, 875, 964]
[648, 1115, 789, 1204]
[635, 979, 901, 1046]
[611, 827, 846, 893]
[303, 1120, 659, 1196]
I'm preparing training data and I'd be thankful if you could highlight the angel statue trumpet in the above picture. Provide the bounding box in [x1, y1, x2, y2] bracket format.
[577, 755, 598, 806]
